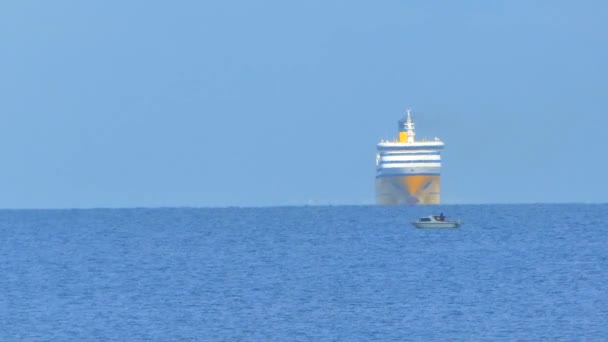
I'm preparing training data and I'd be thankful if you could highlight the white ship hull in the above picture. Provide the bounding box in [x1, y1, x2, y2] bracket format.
[376, 174, 440, 205]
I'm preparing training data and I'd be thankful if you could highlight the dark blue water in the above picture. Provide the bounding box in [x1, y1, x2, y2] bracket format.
[1, 204, 607, 340]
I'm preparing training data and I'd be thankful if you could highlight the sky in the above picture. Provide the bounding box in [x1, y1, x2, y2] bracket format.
[1, 0, 607, 208]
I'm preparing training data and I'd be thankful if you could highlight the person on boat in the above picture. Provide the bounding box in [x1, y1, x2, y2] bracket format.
[439, 213, 445, 221]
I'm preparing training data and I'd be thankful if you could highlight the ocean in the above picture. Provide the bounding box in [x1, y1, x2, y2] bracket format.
[1, 204, 607, 341]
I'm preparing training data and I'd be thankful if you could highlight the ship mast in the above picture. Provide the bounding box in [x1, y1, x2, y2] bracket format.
[405, 109, 415, 143]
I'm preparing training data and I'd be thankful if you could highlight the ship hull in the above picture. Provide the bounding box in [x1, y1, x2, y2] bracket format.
[375, 174, 440, 205]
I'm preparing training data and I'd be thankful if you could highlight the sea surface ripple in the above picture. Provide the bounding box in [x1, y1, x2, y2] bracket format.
[1, 204, 607, 341]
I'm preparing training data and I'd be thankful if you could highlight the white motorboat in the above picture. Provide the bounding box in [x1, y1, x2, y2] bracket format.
[413, 215, 461, 228]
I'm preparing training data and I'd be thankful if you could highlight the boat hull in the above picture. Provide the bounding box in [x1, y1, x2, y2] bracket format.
[376, 175, 440, 205]
[413, 222, 460, 228]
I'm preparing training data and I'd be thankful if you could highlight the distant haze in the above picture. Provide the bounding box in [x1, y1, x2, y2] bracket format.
[1, 1, 607, 208]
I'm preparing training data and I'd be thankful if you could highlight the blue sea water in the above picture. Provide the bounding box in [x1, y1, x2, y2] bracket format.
[1, 204, 607, 341]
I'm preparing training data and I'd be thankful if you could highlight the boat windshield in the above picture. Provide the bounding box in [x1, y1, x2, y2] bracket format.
[419, 217, 431, 222]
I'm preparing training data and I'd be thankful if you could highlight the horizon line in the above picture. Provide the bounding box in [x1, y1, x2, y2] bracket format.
[0, 202, 606, 211]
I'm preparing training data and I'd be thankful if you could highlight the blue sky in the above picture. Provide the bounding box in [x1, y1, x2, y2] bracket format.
[1, 1, 607, 208]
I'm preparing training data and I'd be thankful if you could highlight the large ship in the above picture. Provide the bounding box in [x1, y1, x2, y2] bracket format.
[376, 110, 445, 205]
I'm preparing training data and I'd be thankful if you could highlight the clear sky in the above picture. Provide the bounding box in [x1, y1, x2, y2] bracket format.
[1, 1, 607, 208]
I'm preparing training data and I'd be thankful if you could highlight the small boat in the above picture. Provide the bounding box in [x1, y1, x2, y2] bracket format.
[413, 215, 461, 228]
